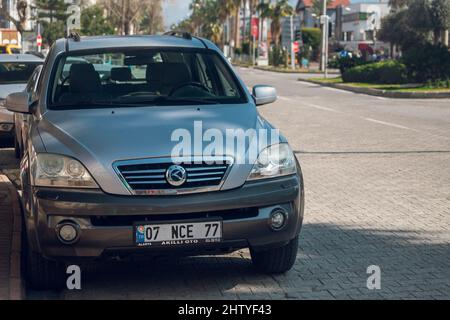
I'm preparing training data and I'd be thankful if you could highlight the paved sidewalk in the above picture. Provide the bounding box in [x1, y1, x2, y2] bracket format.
[0, 174, 23, 300]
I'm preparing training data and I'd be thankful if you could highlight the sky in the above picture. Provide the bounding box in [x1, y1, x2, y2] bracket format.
[162, 0, 375, 30]
[162, 0, 191, 29]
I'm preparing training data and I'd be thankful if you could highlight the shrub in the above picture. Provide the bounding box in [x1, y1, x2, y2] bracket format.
[402, 43, 450, 82]
[269, 45, 286, 67]
[330, 55, 367, 75]
[301, 28, 321, 61]
[342, 61, 408, 84]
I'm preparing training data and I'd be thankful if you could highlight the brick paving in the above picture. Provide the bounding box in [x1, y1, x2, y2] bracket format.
[2, 68, 450, 300]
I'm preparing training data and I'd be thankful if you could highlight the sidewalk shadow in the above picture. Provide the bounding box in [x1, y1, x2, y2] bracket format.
[27, 223, 450, 300]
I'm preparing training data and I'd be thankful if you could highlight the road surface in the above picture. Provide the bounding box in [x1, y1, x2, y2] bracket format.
[2, 68, 449, 300]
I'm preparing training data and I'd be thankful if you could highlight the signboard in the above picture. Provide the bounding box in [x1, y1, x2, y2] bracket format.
[251, 18, 259, 39]
[37, 34, 42, 47]
[293, 41, 300, 54]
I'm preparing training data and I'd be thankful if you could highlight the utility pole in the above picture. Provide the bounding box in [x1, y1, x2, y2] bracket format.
[290, 15, 295, 70]
[320, 0, 328, 78]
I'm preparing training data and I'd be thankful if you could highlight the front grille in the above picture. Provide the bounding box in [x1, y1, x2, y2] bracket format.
[114, 158, 232, 195]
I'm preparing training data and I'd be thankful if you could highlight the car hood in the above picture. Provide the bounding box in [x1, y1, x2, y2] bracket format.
[0, 83, 26, 99]
[38, 104, 276, 195]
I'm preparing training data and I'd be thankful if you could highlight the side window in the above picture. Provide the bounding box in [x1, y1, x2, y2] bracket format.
[26, 67, 40, 93]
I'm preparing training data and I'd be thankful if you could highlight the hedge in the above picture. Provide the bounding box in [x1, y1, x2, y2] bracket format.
[342, 61, 408, 84]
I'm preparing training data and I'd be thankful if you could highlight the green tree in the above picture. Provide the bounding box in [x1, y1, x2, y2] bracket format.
[301, 28, 321, 60]
[139, 0, 164, 34]
[312, 0, 334, 17]
[257, 0, 294, 46]
[35, 0, 69, 46]
[430, 0, 450, 44]
[81, 5, 114, 36]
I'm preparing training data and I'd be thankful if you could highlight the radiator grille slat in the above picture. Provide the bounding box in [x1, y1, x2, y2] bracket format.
[115, 159, 231, 194]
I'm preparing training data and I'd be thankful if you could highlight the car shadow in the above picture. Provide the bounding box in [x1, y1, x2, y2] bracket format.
[26, 223, 450, 300]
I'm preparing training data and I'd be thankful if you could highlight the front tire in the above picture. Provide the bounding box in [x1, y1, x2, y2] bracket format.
[25, 240, 65, 291]
[251, 237, 299, 274]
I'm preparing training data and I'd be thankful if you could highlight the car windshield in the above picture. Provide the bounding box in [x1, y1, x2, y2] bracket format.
[49, 48, 247, 109]
[0, 62, 41, 84]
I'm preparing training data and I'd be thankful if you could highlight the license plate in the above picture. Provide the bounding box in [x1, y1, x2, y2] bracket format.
[134, 220, 222, 247]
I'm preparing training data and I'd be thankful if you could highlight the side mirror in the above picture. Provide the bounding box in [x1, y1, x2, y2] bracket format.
[252, 85, 278, 106]
[5, 92, 31, 114]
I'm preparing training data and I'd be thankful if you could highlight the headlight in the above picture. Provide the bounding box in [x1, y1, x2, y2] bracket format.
[31, 153, 99, 188]
[247, 143, 297, 181]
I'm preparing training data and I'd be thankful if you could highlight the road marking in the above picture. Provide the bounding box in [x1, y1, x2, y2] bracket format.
[364, 118, 411, 130]
[303, 103, 342, 113]
[279, 96, 293, 101]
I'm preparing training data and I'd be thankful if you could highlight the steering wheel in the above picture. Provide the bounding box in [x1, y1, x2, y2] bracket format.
[60, 75, 70, 86]
[169, 82, 211, 96]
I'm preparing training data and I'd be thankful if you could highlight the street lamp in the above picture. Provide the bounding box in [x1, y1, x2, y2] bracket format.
[320, 0, 329, 78]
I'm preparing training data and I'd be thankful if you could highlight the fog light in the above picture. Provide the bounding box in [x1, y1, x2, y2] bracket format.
[0, 123, 13, 132]
[269, 209, 288, 231]
[57, 223, 79, 244]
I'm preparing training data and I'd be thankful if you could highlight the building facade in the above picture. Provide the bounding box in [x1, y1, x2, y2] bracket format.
[339, 1, 390, 54]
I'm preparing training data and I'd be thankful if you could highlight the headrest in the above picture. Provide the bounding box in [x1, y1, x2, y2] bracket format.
[111, 67, 132, 82]
[146, 63, 191, 85]
[161, 63, 191, 85]
[70, 64, 101, 93]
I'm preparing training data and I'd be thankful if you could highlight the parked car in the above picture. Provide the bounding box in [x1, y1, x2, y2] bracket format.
[5, 33, 305, 290]
[0, 54, 43, 149]
[0, 44, 21, 54]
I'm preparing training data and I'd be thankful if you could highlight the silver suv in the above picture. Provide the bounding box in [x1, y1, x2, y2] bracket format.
[5, 33, 304, 290]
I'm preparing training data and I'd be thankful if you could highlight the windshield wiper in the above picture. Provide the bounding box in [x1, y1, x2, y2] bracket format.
[50, 100, 159, 109]
[153, 97, 220, 105]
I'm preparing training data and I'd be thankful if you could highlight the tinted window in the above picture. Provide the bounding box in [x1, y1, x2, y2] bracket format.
[49, 49, 246, 109]
[0, 62, 41, 84]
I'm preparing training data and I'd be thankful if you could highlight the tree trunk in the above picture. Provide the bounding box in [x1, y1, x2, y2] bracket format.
[242, 0, 247, 44]
[234, 7, 241, 49]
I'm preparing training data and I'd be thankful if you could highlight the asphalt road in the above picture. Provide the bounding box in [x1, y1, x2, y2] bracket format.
[2, 68, 449, 300]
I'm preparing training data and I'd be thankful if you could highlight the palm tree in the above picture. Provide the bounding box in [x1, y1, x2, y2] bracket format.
[259, 0, 294, 46]
[231, 0, 242, 49]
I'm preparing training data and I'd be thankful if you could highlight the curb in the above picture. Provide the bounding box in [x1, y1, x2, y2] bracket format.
[301, 79, 450, 99]
[255, 66, 340, 75]
[0, 175, 24, 300]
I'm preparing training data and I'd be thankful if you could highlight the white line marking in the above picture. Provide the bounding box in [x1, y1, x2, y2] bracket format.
[364, 118, 411, 130]
[304, 103, 342, 113]
[279, 96, 293, 101]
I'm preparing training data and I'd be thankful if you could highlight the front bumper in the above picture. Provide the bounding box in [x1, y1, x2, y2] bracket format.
[24, 174, 304, 259]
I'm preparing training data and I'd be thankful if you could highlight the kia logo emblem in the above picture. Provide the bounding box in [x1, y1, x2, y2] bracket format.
[166, 165, 187, 187]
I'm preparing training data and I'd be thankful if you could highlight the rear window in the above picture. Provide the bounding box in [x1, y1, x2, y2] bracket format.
[49, 48, 247, 109]
[0, 62, 41, 84]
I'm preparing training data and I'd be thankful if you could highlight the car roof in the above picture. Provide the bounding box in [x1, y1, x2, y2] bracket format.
[60, 35, 215, 53]
[0, 54, 44, 63]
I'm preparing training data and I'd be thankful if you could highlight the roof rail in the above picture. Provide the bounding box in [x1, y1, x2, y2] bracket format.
[163, 31, 192, 40]
[67, 31, 81, 42]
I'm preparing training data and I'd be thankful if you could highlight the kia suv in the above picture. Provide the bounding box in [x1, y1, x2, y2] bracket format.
[5, 33, 304, 290]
